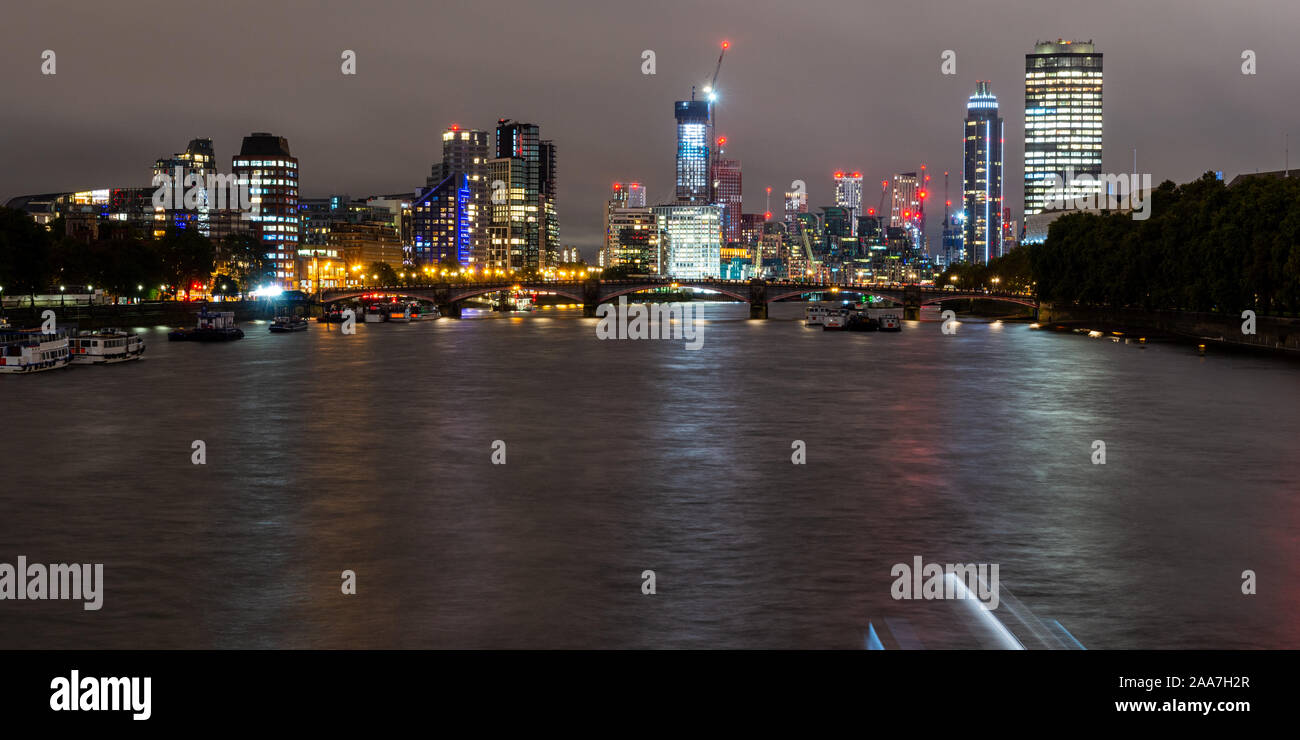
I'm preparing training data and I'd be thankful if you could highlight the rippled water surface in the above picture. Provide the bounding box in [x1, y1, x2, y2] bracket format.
[1, 303, 1297, 648]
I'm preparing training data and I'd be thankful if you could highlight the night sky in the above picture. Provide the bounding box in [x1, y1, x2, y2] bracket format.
[1, 0, 1296, 258]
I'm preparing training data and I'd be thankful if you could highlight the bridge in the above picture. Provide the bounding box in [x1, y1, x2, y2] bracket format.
[319, 279, 1038, 319]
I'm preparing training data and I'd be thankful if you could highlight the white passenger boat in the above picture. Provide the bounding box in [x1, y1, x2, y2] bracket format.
[805, 305, 830, 326]
[878, 314, 901, 332]
[822, 309, 848, 330]
[70, 328, 145, 364]
[0, 328, 72, 373]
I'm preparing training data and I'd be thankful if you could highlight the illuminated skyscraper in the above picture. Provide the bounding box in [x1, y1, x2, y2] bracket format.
[1024, 39, 1103, 217]
[711, 149, 742, 243]
[539, 139, 559, 268]
[833, 171, 863, 236]
[674, 100, 711, 204]
[963, 81, 1004, 263]
[890, 173, 919, 228]
[231, 133, 299, 288]
[427, 125, 489, 266]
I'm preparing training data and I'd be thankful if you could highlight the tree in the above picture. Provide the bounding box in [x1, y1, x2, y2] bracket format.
[0, 206, 54, 304]
[157, 227, 215, 297]
[211, 275, 240, 296]
[219, 232, 268, 294]
[368, 261, 398, 285]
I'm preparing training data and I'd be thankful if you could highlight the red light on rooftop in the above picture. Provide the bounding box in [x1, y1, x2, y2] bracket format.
[717, 136, 727, 146]
[613, 183, 622, 190]
[867, 208, 876, 216]
[851, 172, 861, 178]
[721, 40, 730, 50]
[764, 211, 772, 220]
[835, 171, 844, 178]
[450, 124, 460, 131]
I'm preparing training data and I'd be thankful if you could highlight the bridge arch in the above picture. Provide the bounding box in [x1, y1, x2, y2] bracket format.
[601, 284, 750, 303]
[919, 294, 1038, 308]
[447, 285, 585, 304]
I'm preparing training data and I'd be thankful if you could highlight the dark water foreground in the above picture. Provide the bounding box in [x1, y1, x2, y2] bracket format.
[1, 303, 1296, 649]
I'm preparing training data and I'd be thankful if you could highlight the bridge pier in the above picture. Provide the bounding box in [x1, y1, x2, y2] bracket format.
[748, 279, 768, 320]
[582, 279, 601, 317]
[438, 303, 461, 319]
[903, 285, 922, 321]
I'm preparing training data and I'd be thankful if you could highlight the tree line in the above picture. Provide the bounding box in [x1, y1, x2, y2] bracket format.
[0, 207, 268, 300]
[939, 172, 1300, 316]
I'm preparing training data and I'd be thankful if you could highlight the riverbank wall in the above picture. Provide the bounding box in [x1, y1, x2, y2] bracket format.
[1038, 303, 1300, 355]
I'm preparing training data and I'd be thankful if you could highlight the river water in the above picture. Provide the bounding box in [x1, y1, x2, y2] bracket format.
[1, 303, 1297, 649]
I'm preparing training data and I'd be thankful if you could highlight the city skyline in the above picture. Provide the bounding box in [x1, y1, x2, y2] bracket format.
[1, 1, 1297, 260]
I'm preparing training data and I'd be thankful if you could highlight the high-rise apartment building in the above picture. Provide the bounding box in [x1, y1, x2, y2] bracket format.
[833, 172, 863, 236]
[231, 132, 299, 288]
[426, 125, 489, 266]
[711, 154, 742, 243]
[963, 81, 1004, 264]
[674, 100, 711, 204]
[1024, 39, 1103, 217]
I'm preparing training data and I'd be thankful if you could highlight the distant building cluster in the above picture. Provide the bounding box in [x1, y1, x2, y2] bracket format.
[4, 38, 1124, 286]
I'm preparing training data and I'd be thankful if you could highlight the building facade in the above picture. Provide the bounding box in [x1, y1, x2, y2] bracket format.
[963, 81, 1004, 263]
[1024, 39, 1103, 217]
[674, 100, 711, 204]
[231, 132, 299, 289]
[833, 172, 862, 236]
[652, 205, 721, 279]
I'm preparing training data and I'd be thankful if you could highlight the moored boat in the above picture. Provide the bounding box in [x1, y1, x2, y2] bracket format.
[878, 314, 901, 332]
[845, 312, 878, 331]
[0, 328, 72, 373]
[408, 304, 440, 321]
[168, 310, 244, 341]
[269, 315, 309, 333]
[805, 305, 829, 326]
[386, 303, 412, 323]
[822, 309, 848, 330]
[70, 328, 145, 364]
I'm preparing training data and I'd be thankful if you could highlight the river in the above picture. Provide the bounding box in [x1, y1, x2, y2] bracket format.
[1, 302, 1297, 648]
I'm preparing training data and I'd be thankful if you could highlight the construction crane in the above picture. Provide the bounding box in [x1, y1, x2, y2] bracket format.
[703, 40, 729, 105]
[704, 41, 729, 165]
